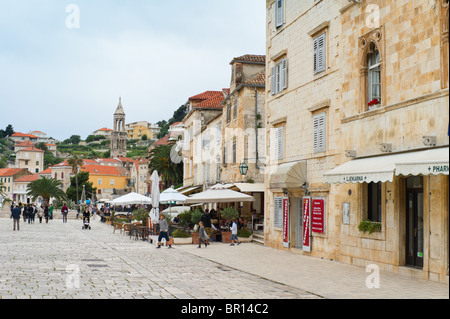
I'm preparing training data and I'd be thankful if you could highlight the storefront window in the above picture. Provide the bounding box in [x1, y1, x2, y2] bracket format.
[368, 182, 382, 223]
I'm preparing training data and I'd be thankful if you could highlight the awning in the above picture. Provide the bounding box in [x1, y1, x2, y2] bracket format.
[269, 161, 307, 190]
[233, 183, 265, 193]
[395, 147, 449, 177]
[180, 185, 202, 195]
[323, 147, 449, 185]
[186, 184, 255, 204]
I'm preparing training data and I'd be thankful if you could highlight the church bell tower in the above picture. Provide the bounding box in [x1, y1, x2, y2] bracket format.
[111, 97, 128, 158]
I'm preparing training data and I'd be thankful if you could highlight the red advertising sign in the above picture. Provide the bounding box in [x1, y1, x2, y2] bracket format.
[302, 197, 311, 252]
[282, 197, 289, 248]
[311, 198, 325, 234]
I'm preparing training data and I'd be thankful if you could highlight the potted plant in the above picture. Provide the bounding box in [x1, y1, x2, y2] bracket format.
[172, 229, 193, 245]
[237, 228, 253, 243]
[368, 98, 381, 110]
[358, 220, 382, 234]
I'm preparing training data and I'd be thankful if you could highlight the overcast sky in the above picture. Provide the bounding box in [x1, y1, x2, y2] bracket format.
[0, 0, 266, 141]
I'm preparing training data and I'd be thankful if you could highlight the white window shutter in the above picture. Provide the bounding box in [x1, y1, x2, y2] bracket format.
[281, 59, 287, 90]
[275, 126, 284, 160]
[314, 33, 326, 74]
[274, 197, 283, 228]
[313, 113, 326, 153]
[271, 66, 276, 95]
[275, 0, 285, 28]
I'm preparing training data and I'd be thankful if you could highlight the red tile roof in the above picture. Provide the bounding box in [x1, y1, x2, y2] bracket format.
[189, 90, 227, 109]
[230, 55, 266, 65]
[244, 70, 266, 86]
[0, 168, 25, 177]
[11, 132, 39, 139]
[39, 168, 52, 175]
[81, 165, 123, 176]
[16, 147, 45, 153]
[15, 174, 39, 183]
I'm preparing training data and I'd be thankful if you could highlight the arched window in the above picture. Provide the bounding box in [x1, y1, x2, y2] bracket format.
[367, 42, 381, 109]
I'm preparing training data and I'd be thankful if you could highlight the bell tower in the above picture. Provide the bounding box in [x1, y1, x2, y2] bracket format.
[111, 97, 128, 158]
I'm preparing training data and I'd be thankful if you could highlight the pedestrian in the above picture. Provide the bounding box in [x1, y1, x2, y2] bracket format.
[198, 221, 209, 248]
[61, 203, 68, 223]
[156, 214, 172, 249]
[10, 204, 21, 231]
[230, 218, 241, 246]
[31, 204, 37, 223]
[201, 209, 212, 228]
[21, 203, 27, 222]
[37, 205, 44, 223]
[49, 204, 53, 220]
[44, 205, 49, 223]
[27, 204, 34, 224]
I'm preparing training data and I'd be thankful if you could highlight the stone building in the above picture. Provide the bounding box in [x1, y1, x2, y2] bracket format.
[111, 98, 128, 158]
[220, 54, 266, 219]
[265, 0, 449, 283]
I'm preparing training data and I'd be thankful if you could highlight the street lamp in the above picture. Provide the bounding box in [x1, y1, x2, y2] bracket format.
[239, 162, 249, 176]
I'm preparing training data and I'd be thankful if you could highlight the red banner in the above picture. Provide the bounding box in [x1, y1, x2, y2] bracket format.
[311, 198, 325, 233]
[282, 197, 289, 248]
[302, 197, 311, 252]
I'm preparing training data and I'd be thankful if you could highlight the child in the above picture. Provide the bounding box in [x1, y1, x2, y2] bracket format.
[230, 218, 241, 246]
[198, 221, 209, 248]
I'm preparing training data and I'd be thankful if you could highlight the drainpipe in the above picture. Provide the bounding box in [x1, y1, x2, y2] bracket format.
[255, 86, 260, 170]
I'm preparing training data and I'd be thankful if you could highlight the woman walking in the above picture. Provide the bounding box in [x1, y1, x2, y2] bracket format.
[38, 205, 44, 223]
[44, 205, 49, 223]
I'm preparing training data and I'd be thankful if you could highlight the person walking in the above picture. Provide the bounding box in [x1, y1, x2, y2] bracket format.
[38, 205, 44, 223]
[31, 204, 37, 224]
[198, 221, 209, 248]
[27, 204, 34, 224]
[156, 214, 172, 249]
[11, 204, 21, 231]
[44, 205, 49, 223]
[49, 204, 53, 220]
[230, 218, 241, 246]
[61, 203, 68, 223]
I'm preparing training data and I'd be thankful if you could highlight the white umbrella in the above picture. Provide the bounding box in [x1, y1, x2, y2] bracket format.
[160, 186, 189, 204]
[185, 183, 255, 204]
[162, 206, 191, 218]
[149, 171, 160, 223]
[111, 192, 152, 206]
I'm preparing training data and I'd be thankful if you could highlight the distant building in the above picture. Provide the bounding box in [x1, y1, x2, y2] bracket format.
[0, 168, 33, 202]
[15, 147, 45, 174]
[92, 128, 113, 139]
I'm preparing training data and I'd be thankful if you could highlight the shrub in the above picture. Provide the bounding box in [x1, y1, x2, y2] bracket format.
[178, 210, 192, 227]
[191, 208, 203, 225]
[237, 229, 253, 238]
[221, 207, 239, 221]
[172, 229, 192, 238]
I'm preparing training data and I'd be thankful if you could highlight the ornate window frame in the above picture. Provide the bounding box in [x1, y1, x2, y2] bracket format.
[359, 26, 385, 113]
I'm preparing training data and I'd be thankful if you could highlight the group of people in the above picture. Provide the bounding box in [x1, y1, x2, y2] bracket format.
[10, 202, 54, 231]
[195, 209, 243, 248]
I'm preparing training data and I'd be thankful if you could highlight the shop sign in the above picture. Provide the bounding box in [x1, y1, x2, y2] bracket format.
[302, 197, 311, 252]
[282, 197, 289, 248]
[311, 198, 325, 233]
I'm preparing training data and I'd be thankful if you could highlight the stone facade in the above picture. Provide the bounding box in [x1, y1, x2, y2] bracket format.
[265, 0, 449, 283]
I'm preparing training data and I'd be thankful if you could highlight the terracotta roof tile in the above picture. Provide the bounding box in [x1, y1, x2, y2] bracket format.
[15, 174, 39, 183]
[244, 70, 266, 86]
[0, 168, 25, 177]
[81, 165, 122, 176]
[230, 55, 266, 65]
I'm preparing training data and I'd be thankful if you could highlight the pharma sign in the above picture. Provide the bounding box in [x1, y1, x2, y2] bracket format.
[302, 197, 311, 252]
[311, 198, 325, 234]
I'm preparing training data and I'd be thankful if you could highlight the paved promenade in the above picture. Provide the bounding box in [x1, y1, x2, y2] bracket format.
[0, 216, 448, 300]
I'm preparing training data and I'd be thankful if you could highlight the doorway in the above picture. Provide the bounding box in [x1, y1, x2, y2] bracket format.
[405, 176, 424, 269]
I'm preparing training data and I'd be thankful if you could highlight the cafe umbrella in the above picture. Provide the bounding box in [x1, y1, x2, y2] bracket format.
[149, 171, 160, 224]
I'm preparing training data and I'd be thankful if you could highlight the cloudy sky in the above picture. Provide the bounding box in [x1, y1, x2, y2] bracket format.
[0, 0, 266, 141]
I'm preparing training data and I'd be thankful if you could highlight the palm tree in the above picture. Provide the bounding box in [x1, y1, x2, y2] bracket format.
[148, 143, 183, 189]
[27, 177, 67, 207]
[67, 156, 84, 207]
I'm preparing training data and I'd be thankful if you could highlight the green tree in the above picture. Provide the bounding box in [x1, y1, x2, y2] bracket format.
[67, 156, 84, 206]
[148, 143, 183, 189]
[66, 171, 97, 203]
[69, 135, 81, 145]
[27, 177, 67, 207]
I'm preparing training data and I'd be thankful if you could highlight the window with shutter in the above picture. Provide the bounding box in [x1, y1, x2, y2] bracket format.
[313, 113, 326, 153]
[274, 196, 284, 228]
[233, 96, 238, 119]
[226, 102, 231, 124]
[274, 126, 284, 160]
[275, 0, 285, 28]
[271, 59, 288, 95]
[314, 33, 326, 74]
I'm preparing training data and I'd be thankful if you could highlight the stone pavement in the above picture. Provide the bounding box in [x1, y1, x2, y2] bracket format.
[0, 217, 448, 300]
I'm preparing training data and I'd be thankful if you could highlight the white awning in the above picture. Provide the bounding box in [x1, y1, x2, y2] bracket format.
[269, 161, 307, 190]
[323, 147, 449, 185]
[395, 147, 449, 177]
[180, 185, 202, 195]
[233, 183, 265, 193]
